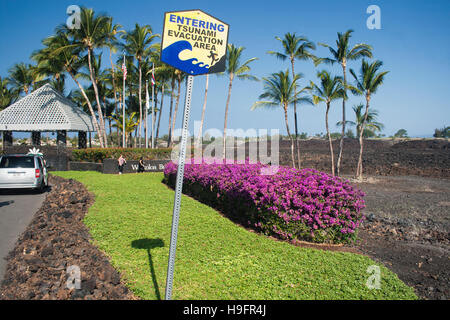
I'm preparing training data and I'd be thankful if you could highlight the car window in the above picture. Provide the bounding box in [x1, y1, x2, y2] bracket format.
[0, 156, 35, 168]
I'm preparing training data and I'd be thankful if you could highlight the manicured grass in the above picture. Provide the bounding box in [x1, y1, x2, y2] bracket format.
[53, 171, 417, 300]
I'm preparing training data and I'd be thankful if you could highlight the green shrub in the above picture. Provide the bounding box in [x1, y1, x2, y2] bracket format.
[72, 148, 172, 163]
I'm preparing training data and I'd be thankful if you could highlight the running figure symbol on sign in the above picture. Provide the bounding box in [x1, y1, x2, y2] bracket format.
[207, 51, 219, 66]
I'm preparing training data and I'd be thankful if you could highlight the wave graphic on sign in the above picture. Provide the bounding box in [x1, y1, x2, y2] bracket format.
[161, 40, 210, 75]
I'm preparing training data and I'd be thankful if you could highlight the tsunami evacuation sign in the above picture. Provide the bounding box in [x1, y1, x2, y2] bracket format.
[162, 9, 229, 301]
[161, 9, 229, 75]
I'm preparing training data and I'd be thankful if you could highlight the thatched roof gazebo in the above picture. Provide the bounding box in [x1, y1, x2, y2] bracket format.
[0, 83, 94, 148]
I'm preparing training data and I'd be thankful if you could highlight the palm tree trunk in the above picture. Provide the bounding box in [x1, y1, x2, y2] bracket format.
[108, 117, 112, 145]
[357, 96, 371, 179]
[167, 77, 176, 148]
[223, 74, 234, 159]
[291, 59, 299, 169]
[109, 48, 119, 147]
[283, 104, 295, 168]
[197, 74, 209, 148]
[151, 88, 159, 147]
[156, 85, 164, 144]
[336, 63, 347, 176]
[67, 68, 104, 148]
[117, 94, 122, 147]
[138, 59, 143, 148]
[87, 48, 107, 147]
[326, 102, 335, 176]
[102, 96, 110, 144]
[170, 74, 182, 147]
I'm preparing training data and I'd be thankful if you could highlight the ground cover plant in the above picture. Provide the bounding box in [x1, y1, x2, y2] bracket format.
[164, 160, 365, 244]
[54, 171, 416, 300]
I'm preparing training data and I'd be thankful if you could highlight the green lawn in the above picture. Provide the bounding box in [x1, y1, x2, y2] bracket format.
[53, 171, 417, 300]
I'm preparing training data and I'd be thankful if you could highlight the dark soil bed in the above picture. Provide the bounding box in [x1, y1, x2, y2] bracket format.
[231, 138, 450, 179]
[0, 175, 136, 300]
[348, 175, 450, 300]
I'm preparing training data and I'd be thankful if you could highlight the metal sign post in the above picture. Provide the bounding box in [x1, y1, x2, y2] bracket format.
[122, 53, 126, 148]
[160, 9, 229, 300]
[165, 75, 194, 300]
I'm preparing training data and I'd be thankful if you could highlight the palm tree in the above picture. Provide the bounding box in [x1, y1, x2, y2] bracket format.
[31, 48, 67, 94]
[111, 112, 139, 147]
[122, 23, 159, 148]
[337, 104, 384, 137]
[196, 74, 210, 148]
[144, 44, 163, 148]
[8, 63, 35, 96]
[166, 69, 176, 148]
[0, 77, 18, 110]
[169, 69, 186, 147]
[104, 65, 121, 145]
[33, 30, 105, 147]
[65, 7, 110, 147]
[115, 53, 140, 146]
[161, 66, 177, 148]
[350, 59, 388, 179]
[104, 18, 123, 145]
[141, 57, 157, 147]
[251, 70, 311, 168]
[153, 65, 171, 145]
[69, 87, 95, 114]
[319, 30, 373, 176]
[310, 70, 346, 176]
[78, 53, 113, 138]
[267, 33, 316, 168]
[223, 44, 258, 158]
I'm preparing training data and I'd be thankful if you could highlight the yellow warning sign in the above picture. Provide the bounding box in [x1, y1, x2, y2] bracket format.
[161, 10, 229, 75]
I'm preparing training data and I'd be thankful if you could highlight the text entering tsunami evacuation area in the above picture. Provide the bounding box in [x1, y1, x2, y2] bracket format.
[161, 10, 229, 75]
[168, 14, 225, 51]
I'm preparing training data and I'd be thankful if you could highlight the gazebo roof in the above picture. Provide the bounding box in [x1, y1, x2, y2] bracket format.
[0, 83, 94, 132]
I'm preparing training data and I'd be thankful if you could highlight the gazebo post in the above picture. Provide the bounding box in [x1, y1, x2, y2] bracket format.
[2, 131, 13, 148]
[31, 131, 41, 146]
[78, 131, 87, 149]
[57, 130, 67, 147]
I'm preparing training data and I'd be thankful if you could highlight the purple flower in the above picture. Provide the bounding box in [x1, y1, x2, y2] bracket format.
[163, 158, 365, 244]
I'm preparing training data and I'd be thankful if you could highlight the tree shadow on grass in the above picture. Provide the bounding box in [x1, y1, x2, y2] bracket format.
[131, 238, 165, 300]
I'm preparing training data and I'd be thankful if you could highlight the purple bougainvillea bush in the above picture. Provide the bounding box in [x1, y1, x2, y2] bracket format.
[163, 159, 365, 244]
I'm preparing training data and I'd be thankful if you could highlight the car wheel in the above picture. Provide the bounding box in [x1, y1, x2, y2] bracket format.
[36, 182, 45, 194]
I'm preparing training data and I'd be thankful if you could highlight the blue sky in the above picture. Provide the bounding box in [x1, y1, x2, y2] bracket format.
[1, 0, 449, 138]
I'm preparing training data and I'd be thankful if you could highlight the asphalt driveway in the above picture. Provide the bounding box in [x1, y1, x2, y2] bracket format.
[0, 188, 47, 280]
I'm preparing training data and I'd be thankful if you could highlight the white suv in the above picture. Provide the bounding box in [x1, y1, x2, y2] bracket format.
[0, 154, 48, 192]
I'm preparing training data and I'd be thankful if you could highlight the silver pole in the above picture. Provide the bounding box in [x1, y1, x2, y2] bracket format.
[145, 80, 149, 149]
[122, 54, 126, 148]
[165, 75, 194, 300]
[151, 63, 155, 149]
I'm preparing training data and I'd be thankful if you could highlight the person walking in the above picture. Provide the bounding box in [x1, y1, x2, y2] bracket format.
[137, 157, 145, 173]
[118, 154, 127, 175]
